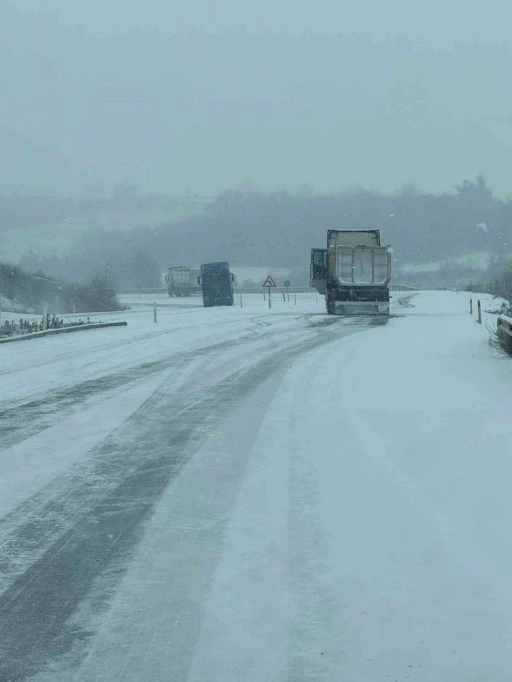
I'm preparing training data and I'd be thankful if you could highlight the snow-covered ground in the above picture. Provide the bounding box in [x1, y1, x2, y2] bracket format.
[0, 293, 320, 402]
[0, 294, 326, 517]
[2, 291, 512, 681]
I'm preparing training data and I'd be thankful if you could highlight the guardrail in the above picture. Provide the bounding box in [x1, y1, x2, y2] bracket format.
[120, 283, 416, 297]
[389, 284, 416, 291]
[235, 286, 315, 294]
[119, 287, 315, 296]
[0, 321, 128, 344]
[119, 288, 169, 296]
[497, 314, 512, 354]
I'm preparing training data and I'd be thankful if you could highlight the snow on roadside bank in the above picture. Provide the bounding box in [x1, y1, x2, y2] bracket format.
[0, 293, 39, 316]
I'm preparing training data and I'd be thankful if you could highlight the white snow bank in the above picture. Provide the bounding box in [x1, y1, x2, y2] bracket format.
[0, 294, 34, 314]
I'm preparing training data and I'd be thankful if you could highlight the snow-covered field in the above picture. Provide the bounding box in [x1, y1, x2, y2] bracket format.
[399, 250, 511, 274]
[1, 291, 512, 681]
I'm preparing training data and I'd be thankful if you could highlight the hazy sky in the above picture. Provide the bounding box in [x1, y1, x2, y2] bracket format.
[2, 1, 512, 195]
[8, 0, 512, 45]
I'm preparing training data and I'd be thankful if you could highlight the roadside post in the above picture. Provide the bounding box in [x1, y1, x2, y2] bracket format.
[477, 299, 482, 324]
[153, 302, 158, 323]
[284, 280, 291, 302]
[240, 294, 243, 307]
[470, 298, 473, 315]
[263, 275, 277, 309]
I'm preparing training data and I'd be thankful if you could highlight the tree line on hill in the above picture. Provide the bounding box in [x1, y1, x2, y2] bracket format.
[2, 177, 512, 290]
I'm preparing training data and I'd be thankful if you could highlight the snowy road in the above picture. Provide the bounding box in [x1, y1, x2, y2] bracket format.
[1, 292, 512, 681]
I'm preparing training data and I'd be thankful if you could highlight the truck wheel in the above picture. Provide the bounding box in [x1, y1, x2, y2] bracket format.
[326, 294, 335, 315]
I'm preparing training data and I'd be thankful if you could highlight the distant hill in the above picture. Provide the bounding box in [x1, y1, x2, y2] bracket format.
[0, 193, 209, 260]
[5, 181, 512, 291]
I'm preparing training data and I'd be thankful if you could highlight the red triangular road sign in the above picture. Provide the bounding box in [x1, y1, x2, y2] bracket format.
[263, 275, 277, 287]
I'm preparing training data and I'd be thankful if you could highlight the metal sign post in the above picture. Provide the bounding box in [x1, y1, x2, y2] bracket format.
[284, 280, 291, 302]
[262, 275, 277, 309]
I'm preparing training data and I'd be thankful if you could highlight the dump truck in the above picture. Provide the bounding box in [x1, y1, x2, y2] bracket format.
[199, 262, 235, 307]
[165, 266, 201, 297]
[310, 229, 391, 315]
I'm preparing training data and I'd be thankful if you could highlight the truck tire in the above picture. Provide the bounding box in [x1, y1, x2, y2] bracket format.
[326, 292, 335, 315]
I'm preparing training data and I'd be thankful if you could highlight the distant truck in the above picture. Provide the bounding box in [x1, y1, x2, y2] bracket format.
[165, 266, 201, 297]
[310, 230, 391, 315]
[199, 262, 235, 307]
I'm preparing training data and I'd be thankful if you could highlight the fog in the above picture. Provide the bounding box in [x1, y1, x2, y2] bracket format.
[8, 0, 512, 46]
[2, 1, 512, 195]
